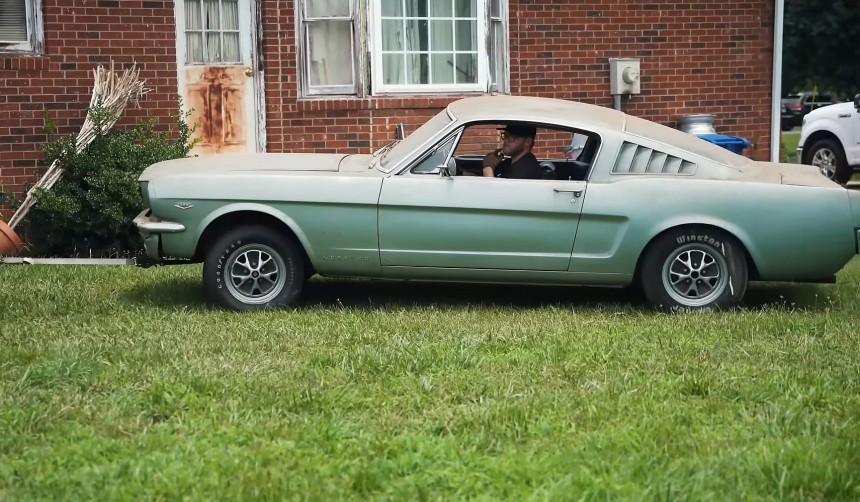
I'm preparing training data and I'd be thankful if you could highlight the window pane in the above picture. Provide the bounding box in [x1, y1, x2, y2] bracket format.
[404, 18, 428, 51]
[307, 0, 350, 18]
[454, 0, 476, 17]
[380, 0, 402, 17]
[186, 32, 203, 63]
[431, 53, 454, 84]
[223, 32, 240, 62]
[411, 135, 457, 174]
[382, 54, 405, 84]
[430, 20, 452, 51]
[382, 19, 402, 51]
[455, 53, 476, 83]
[205, 32, 221, 61]
[407, 53, 429, 84]
[0, 0, 27, 41]
[222, 0, 239, 30]
[429, 0, 452, 17]
[308, 20, 354, 86]
[184, 1, 202, 30]
[455, 19, 475, 51]
[203, 0, 220, 29]
[404, 1, 427, 17]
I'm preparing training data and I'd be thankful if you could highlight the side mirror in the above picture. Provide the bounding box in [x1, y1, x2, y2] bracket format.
[854, 94, 860, 112]
[439, 157, 457, 178]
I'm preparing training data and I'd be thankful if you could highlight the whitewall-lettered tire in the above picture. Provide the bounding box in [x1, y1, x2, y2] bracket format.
[639, 227, 747, 310]
[203, 225, 304, 310]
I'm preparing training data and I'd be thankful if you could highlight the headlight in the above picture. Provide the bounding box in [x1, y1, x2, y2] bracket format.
[140, 182, 150, 208]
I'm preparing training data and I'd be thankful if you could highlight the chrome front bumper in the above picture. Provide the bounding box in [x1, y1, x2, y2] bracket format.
[133, 209, 185, 261]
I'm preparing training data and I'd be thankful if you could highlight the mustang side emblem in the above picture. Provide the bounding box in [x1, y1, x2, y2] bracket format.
[174, 203, 194, 210]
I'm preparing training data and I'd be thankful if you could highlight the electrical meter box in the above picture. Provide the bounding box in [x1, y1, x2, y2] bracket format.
[609, 58, 641, 95]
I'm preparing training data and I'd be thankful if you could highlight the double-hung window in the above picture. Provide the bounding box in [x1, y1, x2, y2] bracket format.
[299, 0, 358, 95]
[0, 0, 43, 53]
[297, 0, 507, 97]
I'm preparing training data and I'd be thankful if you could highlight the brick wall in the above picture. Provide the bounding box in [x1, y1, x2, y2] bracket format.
[1, 0, 775, 212]
[0, 0, 178, 214]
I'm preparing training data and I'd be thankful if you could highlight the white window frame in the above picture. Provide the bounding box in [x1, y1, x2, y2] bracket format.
[297, 0, 359, 96]
[0, 0, 44, 53]
[369, 0, 489, 94]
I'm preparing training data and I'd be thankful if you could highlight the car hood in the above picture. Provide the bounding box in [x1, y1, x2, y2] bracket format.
[139, 153, 360, 181]
[805, 101, 854, 121]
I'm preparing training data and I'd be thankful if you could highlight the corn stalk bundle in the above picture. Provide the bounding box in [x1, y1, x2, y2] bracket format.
[8, 63, 149, 229]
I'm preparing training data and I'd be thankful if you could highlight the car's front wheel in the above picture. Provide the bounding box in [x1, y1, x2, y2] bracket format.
[203, 225, 304, 310]
[807, 138, 851, 185]
[639, 227, 747, 311]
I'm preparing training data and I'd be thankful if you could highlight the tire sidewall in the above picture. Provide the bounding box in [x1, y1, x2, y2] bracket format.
[203, 226, 304, 310]
[640, 228, 747, 311]
[809, 139, 850, 185]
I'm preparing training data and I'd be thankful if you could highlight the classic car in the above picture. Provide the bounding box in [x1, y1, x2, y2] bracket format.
[134, 95, 860, 311]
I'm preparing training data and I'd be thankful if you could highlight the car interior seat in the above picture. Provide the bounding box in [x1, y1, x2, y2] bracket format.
[539, 161, 556, 179]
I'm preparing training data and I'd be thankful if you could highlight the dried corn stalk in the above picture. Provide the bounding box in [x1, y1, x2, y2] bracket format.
[8, 62, 149, 229]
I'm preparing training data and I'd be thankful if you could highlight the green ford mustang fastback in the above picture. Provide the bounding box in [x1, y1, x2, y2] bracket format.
[134, 96, 860, 311]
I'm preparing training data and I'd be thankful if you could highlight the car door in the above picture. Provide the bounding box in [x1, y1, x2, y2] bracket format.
[377, 134, 586, 271]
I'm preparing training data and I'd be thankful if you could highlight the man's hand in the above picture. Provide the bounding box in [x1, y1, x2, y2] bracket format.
[483, 149, 503, 169]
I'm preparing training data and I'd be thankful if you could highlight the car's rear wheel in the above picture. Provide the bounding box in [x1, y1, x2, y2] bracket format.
[639, 227, 747, 311]
[808, 139, 851, 185]
[203, 225, 304, 310]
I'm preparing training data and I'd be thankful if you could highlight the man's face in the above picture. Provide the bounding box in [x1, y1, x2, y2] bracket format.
[500, 132, 530, 157]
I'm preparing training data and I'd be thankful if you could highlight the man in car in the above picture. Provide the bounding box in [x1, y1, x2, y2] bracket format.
[482, 124, 541, 179]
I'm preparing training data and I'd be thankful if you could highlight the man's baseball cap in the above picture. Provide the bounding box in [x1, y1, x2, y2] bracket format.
[498, 124, 536, 139]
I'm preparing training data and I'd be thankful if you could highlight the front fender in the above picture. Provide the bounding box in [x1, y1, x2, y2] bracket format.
[195, 203, 316, 259]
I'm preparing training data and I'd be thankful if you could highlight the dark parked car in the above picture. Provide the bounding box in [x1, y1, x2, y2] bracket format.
[781, 92, 835, 130]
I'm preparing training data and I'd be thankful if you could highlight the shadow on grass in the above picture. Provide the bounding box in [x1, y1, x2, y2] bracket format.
[121, 275, 210, 310]
[302, 279, 645, 310]
[120, 273, 838, 312]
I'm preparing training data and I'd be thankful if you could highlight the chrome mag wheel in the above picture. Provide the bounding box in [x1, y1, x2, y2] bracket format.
[662, 244, 729, 307]
[224, 243, 287, 305]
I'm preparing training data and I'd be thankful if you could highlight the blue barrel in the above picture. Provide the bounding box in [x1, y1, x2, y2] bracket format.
[696, 134, 751, 155]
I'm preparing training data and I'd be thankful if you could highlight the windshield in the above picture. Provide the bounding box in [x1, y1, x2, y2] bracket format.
[378, 109, 453, 172]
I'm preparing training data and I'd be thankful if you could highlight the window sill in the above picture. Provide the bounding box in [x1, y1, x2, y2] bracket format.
[295, 92, 491, 112]
[1, 53, 50, 71]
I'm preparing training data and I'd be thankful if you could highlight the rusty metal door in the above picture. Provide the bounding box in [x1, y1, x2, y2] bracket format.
[175, 0, 263, 155]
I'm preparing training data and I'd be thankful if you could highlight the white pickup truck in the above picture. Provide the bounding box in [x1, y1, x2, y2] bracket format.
[797, 94, 860, 184]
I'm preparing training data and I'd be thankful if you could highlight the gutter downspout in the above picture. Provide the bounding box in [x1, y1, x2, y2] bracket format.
[770, 0, 785, 162]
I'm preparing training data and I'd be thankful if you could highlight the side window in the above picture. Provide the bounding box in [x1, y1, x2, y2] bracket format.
[409, 134, 458, 174]
[447, 122, 601, 180]
[0, 0, 44, 54]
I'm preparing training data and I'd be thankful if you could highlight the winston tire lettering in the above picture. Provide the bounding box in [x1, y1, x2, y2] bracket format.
[677, 234, 722, 249]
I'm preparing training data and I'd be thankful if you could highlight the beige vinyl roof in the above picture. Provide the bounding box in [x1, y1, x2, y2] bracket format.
[446, 95, 627, 131]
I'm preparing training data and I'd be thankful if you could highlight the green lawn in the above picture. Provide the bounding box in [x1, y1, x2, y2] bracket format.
[781, 131, 800, 163]
[2, 261, 860, 499]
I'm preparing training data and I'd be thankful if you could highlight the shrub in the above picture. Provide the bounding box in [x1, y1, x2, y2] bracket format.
[23, 104, 195, 257]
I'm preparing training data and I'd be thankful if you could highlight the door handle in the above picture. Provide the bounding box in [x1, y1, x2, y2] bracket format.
[244, 67, 254, 77]
[554, 187, 582, 203]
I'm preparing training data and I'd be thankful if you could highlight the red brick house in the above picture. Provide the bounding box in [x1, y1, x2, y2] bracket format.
[1, 0, 782, 208]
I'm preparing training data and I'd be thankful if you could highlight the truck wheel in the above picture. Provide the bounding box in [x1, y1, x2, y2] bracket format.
[203, 225, 304, 310]
[807, 139, 851, 185]
[639, 227, 747, 311]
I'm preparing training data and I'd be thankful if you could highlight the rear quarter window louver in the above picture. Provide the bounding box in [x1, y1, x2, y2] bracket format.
[611, 142, 697, 175]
